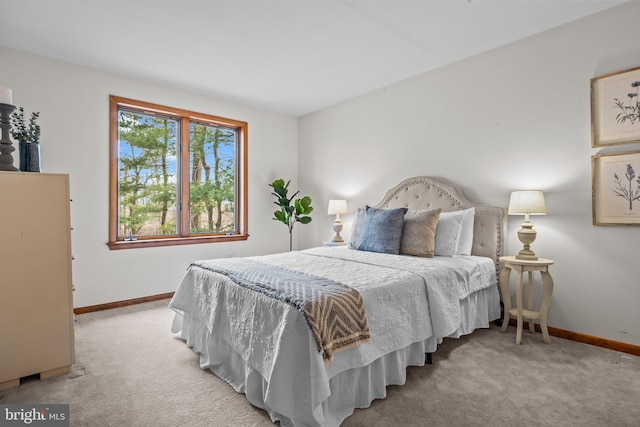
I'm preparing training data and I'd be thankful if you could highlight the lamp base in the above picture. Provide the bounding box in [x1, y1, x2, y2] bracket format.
[516, 221, 539, 260]
[331, 218, 344, 243]
[515, 249, 539, 261]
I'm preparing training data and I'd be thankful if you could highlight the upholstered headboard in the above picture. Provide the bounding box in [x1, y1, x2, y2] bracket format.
[373, 176, 505, 273]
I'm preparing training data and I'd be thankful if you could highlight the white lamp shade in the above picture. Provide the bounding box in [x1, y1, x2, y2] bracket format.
[508, 190, 547, 215]
[327, 199, 348, 215]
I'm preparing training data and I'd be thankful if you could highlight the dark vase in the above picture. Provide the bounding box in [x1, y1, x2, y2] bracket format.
[19, 141, 41, 172]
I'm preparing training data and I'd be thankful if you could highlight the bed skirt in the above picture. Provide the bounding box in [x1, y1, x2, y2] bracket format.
[171, 285, 499, 427]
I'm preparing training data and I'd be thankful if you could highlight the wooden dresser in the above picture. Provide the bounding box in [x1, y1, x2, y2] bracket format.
[0, 172, 75, 390]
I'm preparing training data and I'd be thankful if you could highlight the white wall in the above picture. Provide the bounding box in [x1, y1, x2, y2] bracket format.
[0, 46, 299, 308]
[2, 3, 639, 346]
[298, 2, 640, 346]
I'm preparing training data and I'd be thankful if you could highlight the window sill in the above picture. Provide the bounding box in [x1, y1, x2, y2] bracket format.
[107, 234, 248, 250]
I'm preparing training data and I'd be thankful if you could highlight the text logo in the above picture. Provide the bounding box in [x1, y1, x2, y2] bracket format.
[1, 405, 69, 426]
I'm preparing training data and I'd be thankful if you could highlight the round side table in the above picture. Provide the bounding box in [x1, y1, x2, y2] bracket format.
[498, 256, 554, 345]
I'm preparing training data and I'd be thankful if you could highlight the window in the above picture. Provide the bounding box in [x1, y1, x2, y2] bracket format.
[109, 96, 248, 249]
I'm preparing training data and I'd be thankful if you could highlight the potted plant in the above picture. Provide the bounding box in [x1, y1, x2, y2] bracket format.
[10, 107, 41, 172]
[269, 178, 313, 251]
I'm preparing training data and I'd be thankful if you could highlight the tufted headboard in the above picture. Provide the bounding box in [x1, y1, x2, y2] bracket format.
[373, 176, 505, 275]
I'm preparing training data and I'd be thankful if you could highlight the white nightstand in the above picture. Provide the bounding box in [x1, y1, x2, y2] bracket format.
[498, 256, 554, 345]
[322, 241, 347, 247]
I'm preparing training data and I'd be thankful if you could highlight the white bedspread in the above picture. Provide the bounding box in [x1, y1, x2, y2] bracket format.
[169, 247, 498, 426]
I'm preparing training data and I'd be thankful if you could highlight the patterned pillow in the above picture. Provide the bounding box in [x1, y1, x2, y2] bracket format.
[357, 206, 408, 254]
[400, 209, 441, 257]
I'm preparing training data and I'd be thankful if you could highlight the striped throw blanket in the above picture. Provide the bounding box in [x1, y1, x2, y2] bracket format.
[192, 258, 371, 363]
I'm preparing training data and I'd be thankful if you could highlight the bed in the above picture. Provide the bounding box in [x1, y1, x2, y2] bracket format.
[169, 176, 505, 426]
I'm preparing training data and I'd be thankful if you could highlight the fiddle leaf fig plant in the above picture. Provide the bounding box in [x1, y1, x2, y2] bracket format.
[269, 178, 313, 251]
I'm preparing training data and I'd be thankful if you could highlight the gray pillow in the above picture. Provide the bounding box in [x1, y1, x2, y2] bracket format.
[357, 206, 408, 254]
[400, 209, 441, 257]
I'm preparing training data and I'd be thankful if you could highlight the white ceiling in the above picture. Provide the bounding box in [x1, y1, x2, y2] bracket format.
[0, 0, 626, 116]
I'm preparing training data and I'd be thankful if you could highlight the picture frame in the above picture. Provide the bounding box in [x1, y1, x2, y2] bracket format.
[591, 66, 640, 147]
[592, 150, 640, 226]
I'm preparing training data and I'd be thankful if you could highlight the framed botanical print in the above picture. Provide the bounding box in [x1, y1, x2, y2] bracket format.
[591, 66, 640, 147]
[592, 150, 640, 226]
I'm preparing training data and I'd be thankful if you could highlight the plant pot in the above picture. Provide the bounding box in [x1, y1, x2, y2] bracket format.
[19, 141, 41, 172]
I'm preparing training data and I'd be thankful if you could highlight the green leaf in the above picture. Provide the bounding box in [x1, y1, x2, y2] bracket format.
[274, 187, 288, 198]
[295, 197, 313, 215]
[300, 196, 311, 208]
[273, 210, 287, 223]
[270, 179, 285, 189]
[298, 216, 312, 224]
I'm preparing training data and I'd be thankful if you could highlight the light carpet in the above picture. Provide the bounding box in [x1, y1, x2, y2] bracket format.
[1, 299, 638, 426]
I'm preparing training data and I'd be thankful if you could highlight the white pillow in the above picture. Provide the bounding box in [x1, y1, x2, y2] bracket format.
[456, 208, 475, 256]
[434, 210, 464, 256]
[348, 207, 365, 249]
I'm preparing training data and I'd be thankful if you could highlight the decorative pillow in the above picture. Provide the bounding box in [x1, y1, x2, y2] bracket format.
[357, 206, 408, 255]
[434, 210, 465, 256]
[456, 208, 475, 256]
[348, 207, 365, 249]
[400, 209, 441, 257]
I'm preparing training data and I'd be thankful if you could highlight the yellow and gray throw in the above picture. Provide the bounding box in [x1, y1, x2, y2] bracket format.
[192, 258, 371, 363]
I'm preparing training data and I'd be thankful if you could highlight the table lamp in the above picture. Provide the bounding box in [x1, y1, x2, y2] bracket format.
[327, 199, 348, 243]
[508, 190, 547, 260]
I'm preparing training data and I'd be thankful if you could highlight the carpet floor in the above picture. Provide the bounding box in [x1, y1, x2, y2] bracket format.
[1, 299, 638, 426]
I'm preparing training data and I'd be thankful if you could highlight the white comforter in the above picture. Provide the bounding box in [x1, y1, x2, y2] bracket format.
[169, 247, 498, 426]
